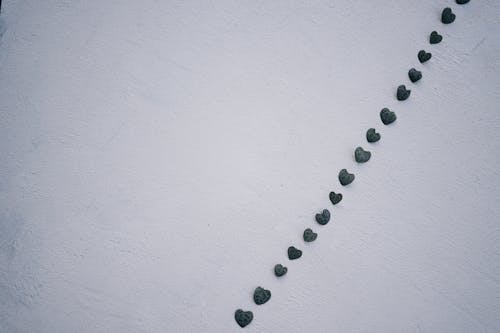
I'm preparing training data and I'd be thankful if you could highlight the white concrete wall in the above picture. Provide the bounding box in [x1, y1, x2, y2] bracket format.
[1, 1, 499, 332]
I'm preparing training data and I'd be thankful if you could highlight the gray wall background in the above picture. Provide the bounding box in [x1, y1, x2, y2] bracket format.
[1, 1, 499, 332]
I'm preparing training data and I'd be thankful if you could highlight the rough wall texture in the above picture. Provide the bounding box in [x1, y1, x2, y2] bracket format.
[1, 1, 499, 332]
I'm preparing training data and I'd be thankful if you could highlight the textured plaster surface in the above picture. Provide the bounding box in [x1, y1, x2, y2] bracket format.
[1, 1, 500, 332]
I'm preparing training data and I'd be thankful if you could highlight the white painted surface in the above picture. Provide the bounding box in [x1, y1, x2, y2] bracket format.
[1, 1, 499, 332]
